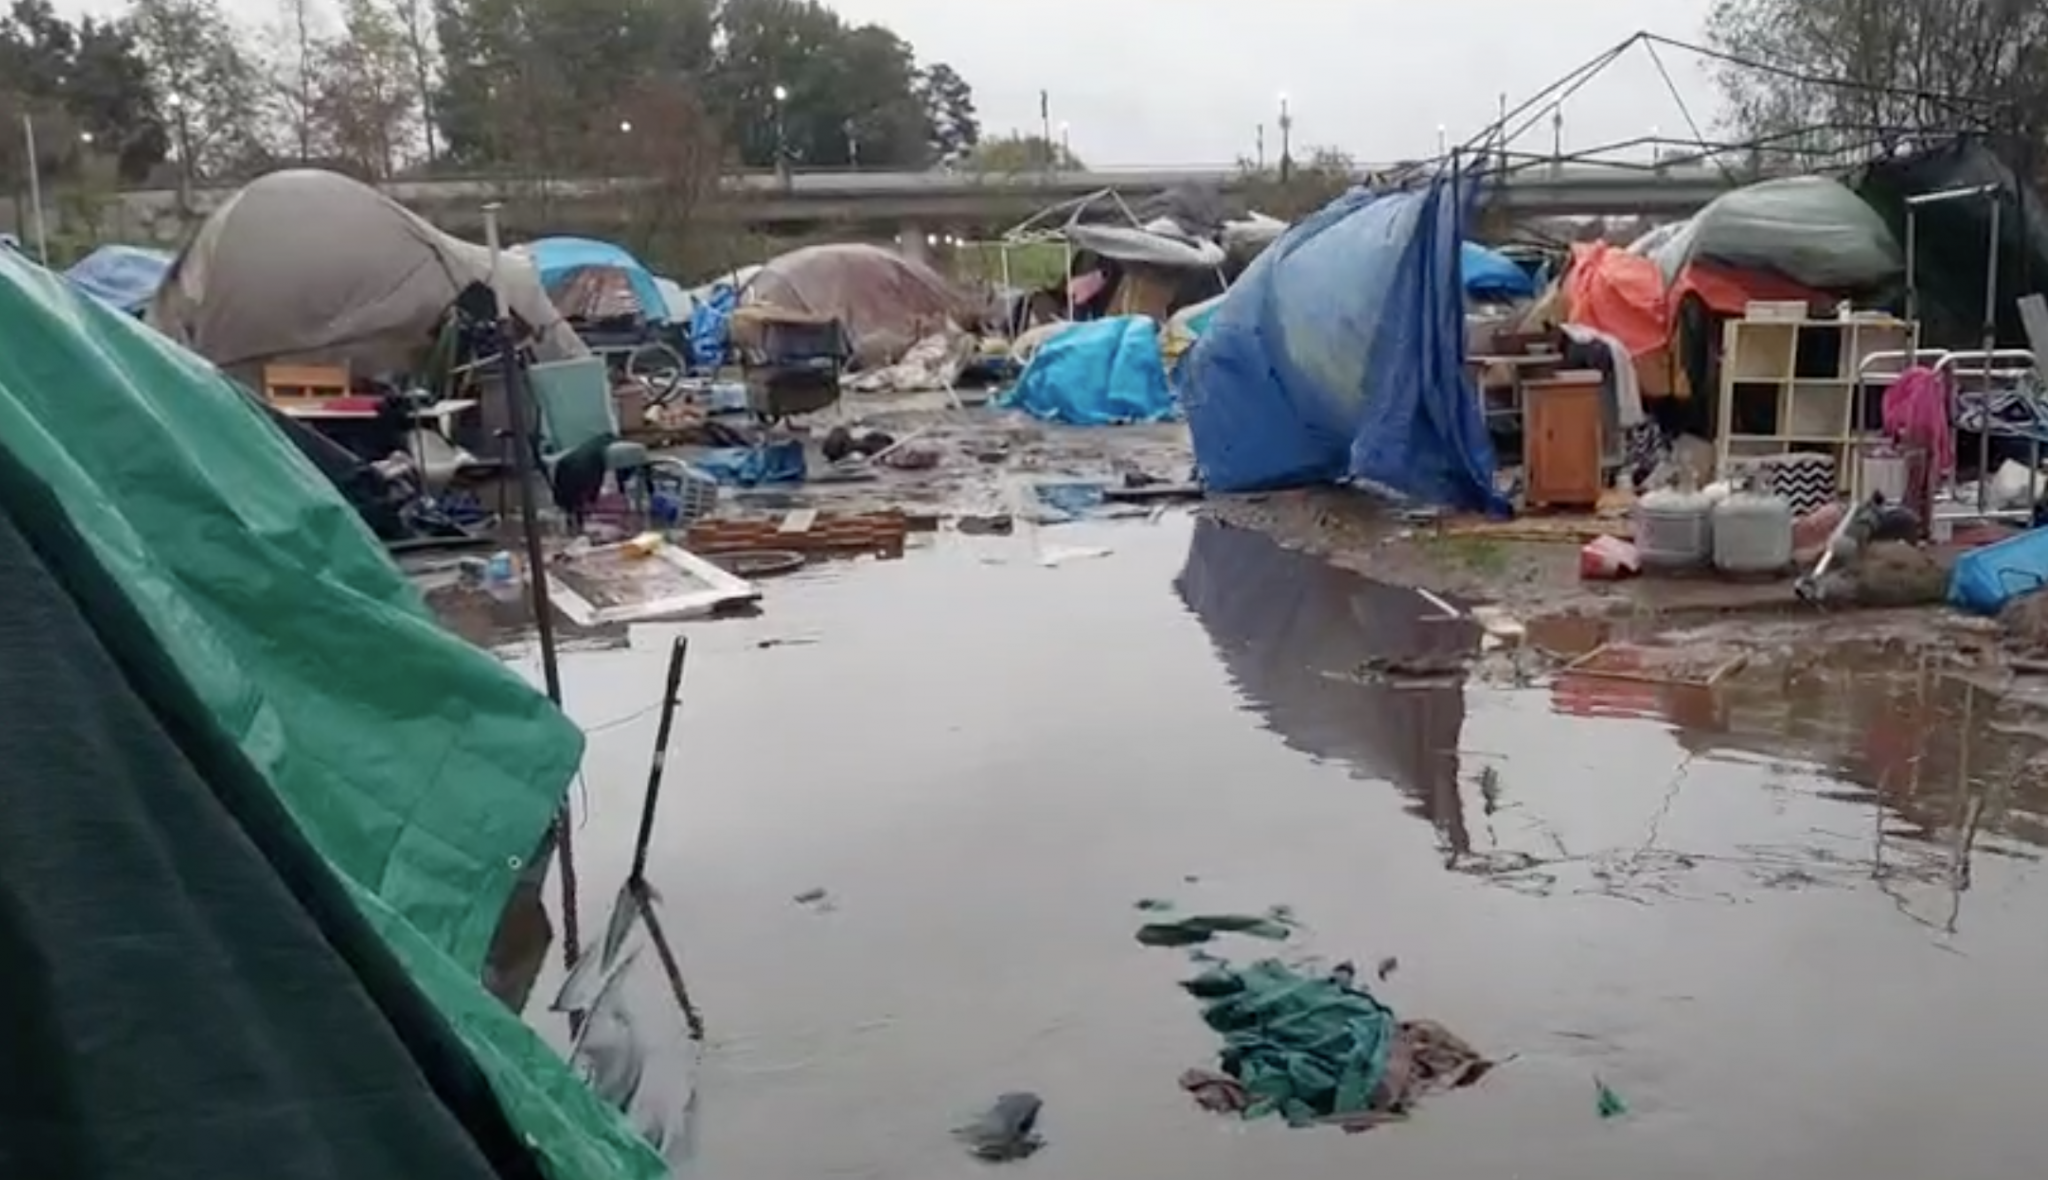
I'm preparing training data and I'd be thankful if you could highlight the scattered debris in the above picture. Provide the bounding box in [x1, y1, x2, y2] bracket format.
[1352, 651, 1472, 684]
[957, 513, 1015, 536]
[954, 1092, 1044, 1161]
[754, 636, 820, 650]
[1376, 955, 1399, 981]
[1134, 898, 1175, 912]
[1134, 911, 1294, 947]
[1038, 545, 1112, 568]
[1595, 1077, 1628, 1119]
[878, 439, 943, 470]
[792, 887, 828, 905]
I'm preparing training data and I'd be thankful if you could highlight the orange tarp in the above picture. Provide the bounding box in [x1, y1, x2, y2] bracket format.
[1561, 242, 1831, 358]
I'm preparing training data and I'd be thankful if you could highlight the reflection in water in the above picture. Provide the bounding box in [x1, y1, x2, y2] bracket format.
[1543, 626, 2048, 931]
[1675, 652, 2046, 933]
[554, 882, 703, 1169]
[1171, 517, 2048, 931]
[1174, 519, 1481, 856]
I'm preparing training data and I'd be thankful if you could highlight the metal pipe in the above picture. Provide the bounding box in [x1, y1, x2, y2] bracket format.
[628, 635, 689, 886]
[1906, 183, 1999, 206]
[22, 115, 47, 263]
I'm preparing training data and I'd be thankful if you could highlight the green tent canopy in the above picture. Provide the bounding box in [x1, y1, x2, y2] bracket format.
[0, 248, 662, 1180]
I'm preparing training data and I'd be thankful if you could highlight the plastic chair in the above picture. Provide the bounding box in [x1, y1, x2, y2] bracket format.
[523, 356, 655, 526]
[524, 355, 650, 475]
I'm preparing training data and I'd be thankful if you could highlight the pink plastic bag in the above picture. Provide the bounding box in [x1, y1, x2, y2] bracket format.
[1579, 535, 1641, 580]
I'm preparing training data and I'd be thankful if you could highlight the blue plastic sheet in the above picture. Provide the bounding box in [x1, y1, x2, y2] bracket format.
[1949, 527, 2048, 614]
[693, 439, 807, 486]
[1460, 242, 1534, 299]
[999, 316, 1176, 426]
[1178, 178, 1505, 512]
[689, 284, 738, 369]
[64, 244, 173, 315]
[528, 236, 667, 323]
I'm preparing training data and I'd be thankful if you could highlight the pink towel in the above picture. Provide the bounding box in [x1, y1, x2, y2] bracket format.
[1882, 366, 1954, 479]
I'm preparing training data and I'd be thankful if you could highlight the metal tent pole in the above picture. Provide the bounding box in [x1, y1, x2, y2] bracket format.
[482, 202, 579, 967]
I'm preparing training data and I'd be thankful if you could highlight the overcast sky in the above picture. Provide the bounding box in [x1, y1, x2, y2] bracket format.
[62, 0, 1728, 166]
[833, 0, 1725, 165]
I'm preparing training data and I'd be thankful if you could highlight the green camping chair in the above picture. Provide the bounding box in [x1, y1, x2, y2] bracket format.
[524, 355, 652, 509]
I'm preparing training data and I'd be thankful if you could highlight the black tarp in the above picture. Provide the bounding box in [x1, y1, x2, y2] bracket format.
[1855, 139, 2048, 348]
[0, 440, 547, 1180]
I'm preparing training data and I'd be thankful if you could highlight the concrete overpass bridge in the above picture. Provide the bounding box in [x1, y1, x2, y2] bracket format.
[44, 160, 1755, 252]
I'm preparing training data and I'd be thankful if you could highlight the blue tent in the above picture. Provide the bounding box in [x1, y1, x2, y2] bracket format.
[998, 316, 1177, 426]
[65, 244, 174, 316]
[1177, 178, 1505, 512]
[1460, 241, 1535, 299]
[527, 236, 667, 323]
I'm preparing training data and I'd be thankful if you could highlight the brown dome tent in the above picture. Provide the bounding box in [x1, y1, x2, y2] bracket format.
[744, 243, 981, 369]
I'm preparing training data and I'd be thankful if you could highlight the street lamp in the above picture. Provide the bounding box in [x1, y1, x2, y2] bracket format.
[618, 120, 632, 134]
[1058, 120, 1070, 167]
[163, 91, 193, 214]
[1277, 92, 1293, 183]
[771, 84, 790, 177]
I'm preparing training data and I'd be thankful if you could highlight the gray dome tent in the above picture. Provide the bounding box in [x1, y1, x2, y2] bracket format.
[148, 169, 584, 384]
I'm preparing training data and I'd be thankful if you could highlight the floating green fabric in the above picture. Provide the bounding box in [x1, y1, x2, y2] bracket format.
[1182, 959, 1397, 1127]
[0, 249, 661, 1179]
[1136, 913, 1293, 947]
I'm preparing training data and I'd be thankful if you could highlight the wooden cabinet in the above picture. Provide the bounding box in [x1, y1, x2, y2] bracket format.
[1522, 370, 1605, 509]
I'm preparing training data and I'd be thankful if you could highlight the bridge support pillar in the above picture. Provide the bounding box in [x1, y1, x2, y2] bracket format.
[897, 220, 932, 264]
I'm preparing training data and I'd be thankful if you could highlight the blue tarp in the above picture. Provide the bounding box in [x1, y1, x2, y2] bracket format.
[689, 283, 738, 369]
[1178, 178, 1505, 512]
[1949, 526, 2048, 615]
[1460, 242, 1534, 299]
[528, 236, 667, 323]
[64, 244, 173, 315]
[998, 316, 1177, 426]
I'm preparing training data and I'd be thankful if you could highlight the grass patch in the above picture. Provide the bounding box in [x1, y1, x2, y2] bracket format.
[1422, 534, 1510, 576]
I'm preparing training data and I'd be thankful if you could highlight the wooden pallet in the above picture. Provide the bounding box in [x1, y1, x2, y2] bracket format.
[685, 509, 909, 559]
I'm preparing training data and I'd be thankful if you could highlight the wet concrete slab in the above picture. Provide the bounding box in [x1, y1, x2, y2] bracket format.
[472, 513, 2048, 1180]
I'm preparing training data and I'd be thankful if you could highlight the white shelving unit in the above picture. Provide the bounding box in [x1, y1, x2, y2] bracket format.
[1714, 312, 1920, 491]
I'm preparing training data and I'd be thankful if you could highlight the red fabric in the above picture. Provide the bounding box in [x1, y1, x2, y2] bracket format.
[1670, 259, 1828, 317]
[1882, 367, 1955, 516]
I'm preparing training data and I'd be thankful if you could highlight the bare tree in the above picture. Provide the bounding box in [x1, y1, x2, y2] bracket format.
[312, 0, 417, 178]
[128, 0, 265, 191]
[1707, 0, 2048, 164]
[587, 77, 724, 271]
[389, 0, 438, 165]
[261, 0, 325, 162]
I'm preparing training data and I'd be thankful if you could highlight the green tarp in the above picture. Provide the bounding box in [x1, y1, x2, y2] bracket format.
[0, 248, 662, 1180]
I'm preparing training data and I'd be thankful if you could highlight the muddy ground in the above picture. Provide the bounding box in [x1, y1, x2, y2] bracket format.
[653, 390, 1967, 635]
[440, 509, 2048, 1180]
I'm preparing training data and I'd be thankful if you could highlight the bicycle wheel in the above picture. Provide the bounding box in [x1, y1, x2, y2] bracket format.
[626, 341, 687, 403]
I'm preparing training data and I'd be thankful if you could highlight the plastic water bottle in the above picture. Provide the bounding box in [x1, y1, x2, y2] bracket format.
[484, 550, 516, 586]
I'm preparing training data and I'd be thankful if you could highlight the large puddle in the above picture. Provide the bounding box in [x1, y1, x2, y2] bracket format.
[470, 513, 2048, 1179]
